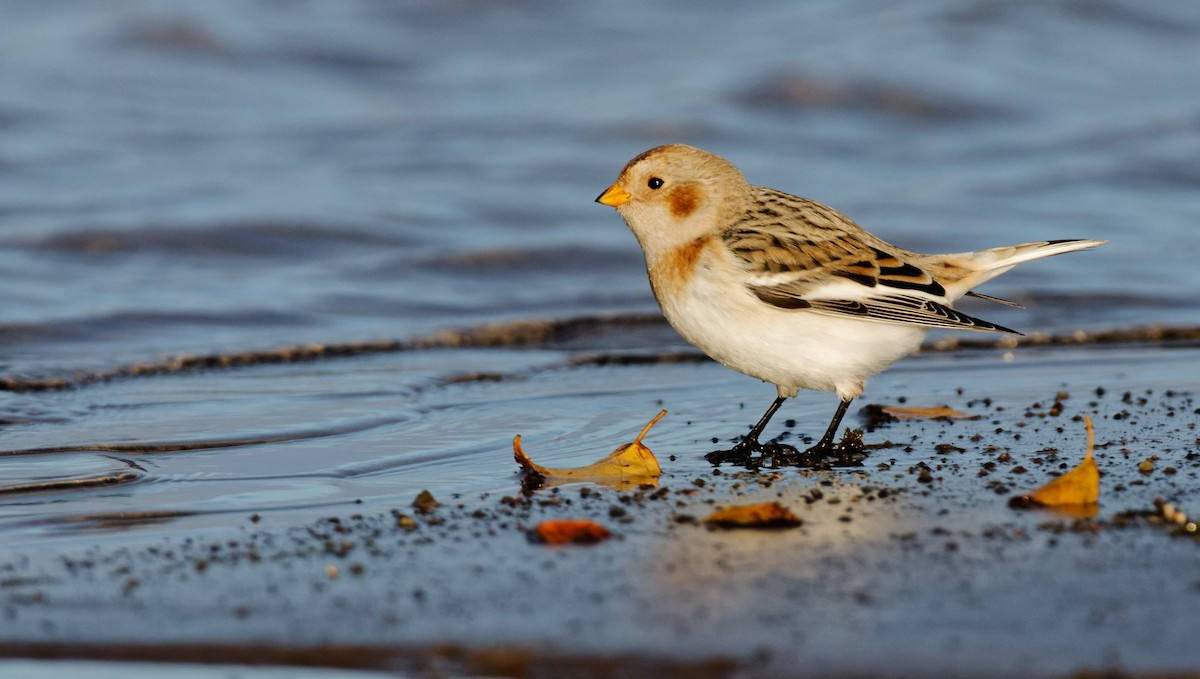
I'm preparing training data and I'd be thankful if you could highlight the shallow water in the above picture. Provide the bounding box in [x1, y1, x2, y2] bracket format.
[1, 1, 1200, 674]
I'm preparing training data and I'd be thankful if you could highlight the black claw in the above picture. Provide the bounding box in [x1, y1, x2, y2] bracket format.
[707, 396, 867, 469]
[708, 429, 866, 470]
[704, 438, 760, 464]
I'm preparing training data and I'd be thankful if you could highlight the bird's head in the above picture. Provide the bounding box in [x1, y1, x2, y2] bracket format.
[596, 144, 749, 260]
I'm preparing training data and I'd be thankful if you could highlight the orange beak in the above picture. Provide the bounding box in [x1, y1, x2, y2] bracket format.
[595, 182, 631, 207]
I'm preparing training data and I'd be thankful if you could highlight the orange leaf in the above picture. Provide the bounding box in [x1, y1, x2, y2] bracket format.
[704, 502, 801, 529]
[531, 519, 612, 545]
[1010, 416, 1100, 508]
[513, 411, 665, 482]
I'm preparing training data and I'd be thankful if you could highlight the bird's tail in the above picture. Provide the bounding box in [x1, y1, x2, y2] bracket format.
[936, 239, 1106, 297]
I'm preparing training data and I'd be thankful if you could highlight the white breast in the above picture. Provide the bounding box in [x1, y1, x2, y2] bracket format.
[653, 251, 926, 401]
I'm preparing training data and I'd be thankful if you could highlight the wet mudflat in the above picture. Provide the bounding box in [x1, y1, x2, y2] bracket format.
[1, 337, 1198, 679]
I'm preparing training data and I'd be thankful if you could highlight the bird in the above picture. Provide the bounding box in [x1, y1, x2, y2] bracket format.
[595, 144, 1106, 459]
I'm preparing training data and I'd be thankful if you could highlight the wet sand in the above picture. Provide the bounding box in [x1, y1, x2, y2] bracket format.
[1, 332, 1198, 678]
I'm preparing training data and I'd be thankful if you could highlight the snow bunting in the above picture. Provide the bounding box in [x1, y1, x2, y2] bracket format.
[596, 144, 1105, 458]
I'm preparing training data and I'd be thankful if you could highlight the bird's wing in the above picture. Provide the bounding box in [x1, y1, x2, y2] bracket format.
[729, 188, 1017, 334]
[725, 188, 947, 298]
[750, 288, 1019, 334]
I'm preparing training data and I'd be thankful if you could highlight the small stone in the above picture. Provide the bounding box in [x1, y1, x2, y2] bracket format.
[1161, 504, 1177, 521]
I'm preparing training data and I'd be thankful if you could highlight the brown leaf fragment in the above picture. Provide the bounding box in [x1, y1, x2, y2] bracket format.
[704, 502, 802, 529]
[412, 489, 439, 514]
[861, 404, 980, 431]
[512, 410, 665, 483]
[530, 519, 612, 545]
[879, 405, 979, 421]
[1010, 416, 1100, 508]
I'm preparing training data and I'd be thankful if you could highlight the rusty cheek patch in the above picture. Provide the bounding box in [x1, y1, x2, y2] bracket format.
[651, 236, 712, 298]
[667, 184, 702, 218]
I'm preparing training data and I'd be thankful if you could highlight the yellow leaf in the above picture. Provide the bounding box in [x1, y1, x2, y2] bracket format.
[530, 519, 612, 545]
[1010, 416, 1100, 508]
[513, 410, 665, 485]
[704, 501, 802, 529]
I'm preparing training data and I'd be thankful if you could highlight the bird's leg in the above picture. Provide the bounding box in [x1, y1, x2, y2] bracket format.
[737, 395, 787, 451]
[706, 395, 789, 464]
[807, 398, 853, 455]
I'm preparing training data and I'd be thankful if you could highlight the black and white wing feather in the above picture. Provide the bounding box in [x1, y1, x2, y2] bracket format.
[729, 187, 1020, 334]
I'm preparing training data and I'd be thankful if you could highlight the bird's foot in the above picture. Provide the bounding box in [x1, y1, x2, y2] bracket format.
[707, 430, 866, 470]
[799, 428, 867, 468]
[704, 437, 769, 465]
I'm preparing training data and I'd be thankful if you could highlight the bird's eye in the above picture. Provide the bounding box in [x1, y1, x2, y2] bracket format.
[647, 177, 664, 190]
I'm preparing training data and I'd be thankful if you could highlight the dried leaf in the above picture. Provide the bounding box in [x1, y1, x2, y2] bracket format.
[513, 410, 665, 483]
[530, 519, 612, 545]
[411, 489, 439, 514]
[1010, 416, 1100, 508]
[879, 405, 979, 421]
[704, 501, 802, 529]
